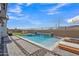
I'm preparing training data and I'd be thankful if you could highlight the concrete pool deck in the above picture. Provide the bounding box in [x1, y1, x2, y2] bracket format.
[7, 36, 59, 56]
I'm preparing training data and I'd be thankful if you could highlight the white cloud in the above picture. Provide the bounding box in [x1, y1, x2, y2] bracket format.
[47, 11, 60, 15]
[17, 3, 32, 6]
[67, 15, 79, 23]
[48, 3, 68, 12]
[8, 4, 26, 17]
[9, 16, 18, 20]
[8, 3, 32, 16]
[17, 3, 23, 5]
[26, 3, 32, 6]
[9, 15, 42, 25]
[9, 4, 22, 14]
[43, 3, 69, 15]
[9, 15, 29, 20]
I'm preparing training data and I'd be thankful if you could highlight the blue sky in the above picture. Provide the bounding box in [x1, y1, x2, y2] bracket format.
[7, 3, 79, 29]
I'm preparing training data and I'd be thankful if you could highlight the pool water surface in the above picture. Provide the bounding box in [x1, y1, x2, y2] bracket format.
[20, 34, 61, 50]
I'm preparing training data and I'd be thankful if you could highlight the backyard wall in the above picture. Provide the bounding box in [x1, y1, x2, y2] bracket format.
[52, 29, 79, 37]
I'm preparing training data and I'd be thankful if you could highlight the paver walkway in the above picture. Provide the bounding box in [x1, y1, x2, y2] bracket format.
[7, 36, 25, 56]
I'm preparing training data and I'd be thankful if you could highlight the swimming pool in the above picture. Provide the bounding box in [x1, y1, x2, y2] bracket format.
[19, 34, 61, 50]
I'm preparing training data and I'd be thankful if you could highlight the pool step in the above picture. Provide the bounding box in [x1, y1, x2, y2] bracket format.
[59, 41, 79, 49]
[56, 40, 79, 55]
[64, 39, 79, 44]
[53, 46, 78, 56]
[53, 40, 79, 56]
[58, 44, 79, 55]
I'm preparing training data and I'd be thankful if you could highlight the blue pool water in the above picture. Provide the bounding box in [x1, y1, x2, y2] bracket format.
[20, 34, 60, 49]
